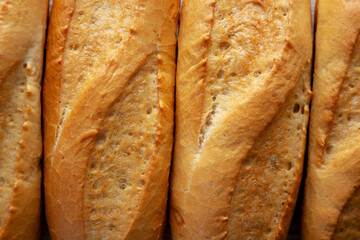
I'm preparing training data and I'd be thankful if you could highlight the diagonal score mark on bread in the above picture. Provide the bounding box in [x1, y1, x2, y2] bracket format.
[302, 1, 360, 239]
[170, 0, 312, 239]
[184, 42, 304, 237]
[304, 22, 360, 240]
[44, 0, 179, 239]
[50, 40, 153, 162]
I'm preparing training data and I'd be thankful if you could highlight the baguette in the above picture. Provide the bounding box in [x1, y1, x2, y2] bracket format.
[0, 0, 48, 239]
[43, 0, 179, 239]
[170, 0, 312, 239]
[302, 0, 360, 239]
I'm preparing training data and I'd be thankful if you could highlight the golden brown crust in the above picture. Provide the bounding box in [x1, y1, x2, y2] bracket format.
[43, 0, 76, 165]
[333, 186, 360, 239]
[0, 0, 48, 239]
[170, 0, 312, 239]
[43, 0, 179, 239]
[43, 1, 77, 238]
[302, 1, 360, 239]
[227, 63, 312, 240]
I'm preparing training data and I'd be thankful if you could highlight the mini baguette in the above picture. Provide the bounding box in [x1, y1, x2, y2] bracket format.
[43, 0, 179, 239]
[0, 0, 48, 239]
[170, 0, 312, 239]
[302, 0, 360, 239]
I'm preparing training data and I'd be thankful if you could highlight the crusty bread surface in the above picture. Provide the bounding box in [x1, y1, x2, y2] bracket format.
[170, 0, 312, 239]
[302, 0, 360, 239]
[43, 0, 179, 239]
[0, 0, 48, 239]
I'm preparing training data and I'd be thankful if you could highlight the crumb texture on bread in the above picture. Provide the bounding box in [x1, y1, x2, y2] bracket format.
[0, 0, 47, 239]
[228, 63, 311, 240]
[333, 186, 360, 239]
[322, 35, 360, 167]
[83, 54, 159, 239]
[43, 0, 179, 239]
[302, 0, 360, 239]
[59, 0, 134, 127]
[200, 0, 286, 148]
[170, 0, 312, 239]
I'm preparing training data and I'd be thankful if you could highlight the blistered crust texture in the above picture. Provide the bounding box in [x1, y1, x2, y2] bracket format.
[0, 0, 47, 239]
[84, 54, 159, 239]
[333, 186, 360, 239]
[0, 63, 26, 228]
[60, 0, 134, 120]
[322, 36, 360, 167]
[302, 0, 360, 239]
[171, 0, 312, 239]
[43, 0, 179, 239]
[200, 0, 286, 148]
[228, 64, 311, 240]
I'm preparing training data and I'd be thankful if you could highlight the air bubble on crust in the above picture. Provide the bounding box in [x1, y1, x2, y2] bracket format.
[287, 162, 292, 170]
[96, 130, 108, 146]
[89, 208, 96, 219]
[244, 155, 255, 168]
[92, 177, 105, 191]
[90, 159, 99, 172]
[254, 71, 262, 77]
[146, 104, 152, 114]
[108, 224, 115, 231]
[325, 145, 334, 155]
[217, 69, 225, 80]
[138, 178, 145, 187]
[119, 178, 127, 190]
[293, 103, 300, 113]
[219, 41, 230, 51]
[69, 44, 80, 51]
